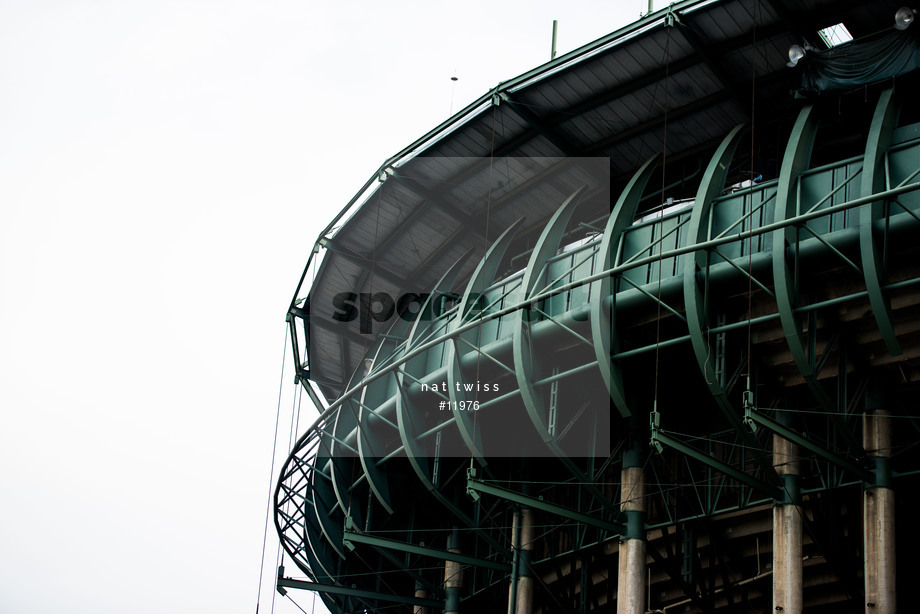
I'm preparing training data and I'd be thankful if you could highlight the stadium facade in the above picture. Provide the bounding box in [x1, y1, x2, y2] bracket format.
[275, 1, 920, 612]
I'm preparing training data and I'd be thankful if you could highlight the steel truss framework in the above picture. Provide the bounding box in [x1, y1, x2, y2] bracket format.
[275, 80, 920, 613]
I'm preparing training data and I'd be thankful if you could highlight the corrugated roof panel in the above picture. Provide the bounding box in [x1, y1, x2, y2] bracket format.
[692, 0, 781, 41]
[515, 87, 571, 121]
[702, 0, 755, 40]
[721, 44, 784, 80]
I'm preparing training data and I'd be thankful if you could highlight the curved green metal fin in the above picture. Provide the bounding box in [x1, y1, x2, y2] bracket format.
[458, 218, 525, 323]
[684, 124, 745, 415]
[311, 459, 348, 559]
[449, 219, 525, 460]
[508, 184, 625, 514]
[861, 88, 903, 356]
[398, 250, 475, 490]
[592, 154, 660, 418]
[520, 187, 587, 297]
[395, 384, 434, 489]
[405, 249, 474, 349]
[513, 187, 587, 443]
[772, 105, 833, 407]
[356, 320, 414, 515]
[328, 404, 362, 519]
[357, 390, 395, 514]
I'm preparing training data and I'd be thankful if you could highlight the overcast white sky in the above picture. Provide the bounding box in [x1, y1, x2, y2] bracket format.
[0, 2, 640, 612]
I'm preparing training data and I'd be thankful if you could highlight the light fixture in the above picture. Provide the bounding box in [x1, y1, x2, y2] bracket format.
[787, 44, 806, 67]
[895, 7, 916, 30]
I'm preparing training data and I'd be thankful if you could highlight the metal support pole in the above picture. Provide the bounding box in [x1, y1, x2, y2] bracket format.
[617, 431, 646, 614]
[445, 528, 464, 614]
[772, 433, 802, 614]
[551, 20, 558, 60]
[864, 409, 895, 613]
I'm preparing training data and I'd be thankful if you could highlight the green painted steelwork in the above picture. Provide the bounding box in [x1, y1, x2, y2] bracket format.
[861, 88, 903, 357]
[279, 168, 920, 588]
[772, 105, 832, 409]
[448, 219, 524, 462]
[513, 187, 587, 449]
[684, 124, 745, 413]
[285, 176, 920, 441]
[343, 527, 512, 572]
[278, 110, 920, 611]
[591, 154, 660, 418]
[277, 576, 443, 609]
[743, 407, 872, 482]
[397, 253, 472, 491]
[650, 411, 782, 500]
[466, 472, 626, 534]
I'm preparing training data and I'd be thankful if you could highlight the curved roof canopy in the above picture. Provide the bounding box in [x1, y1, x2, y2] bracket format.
[289, 0, 903, 400]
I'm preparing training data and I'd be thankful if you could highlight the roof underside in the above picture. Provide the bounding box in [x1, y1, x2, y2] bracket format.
[298, 0, 903, 400]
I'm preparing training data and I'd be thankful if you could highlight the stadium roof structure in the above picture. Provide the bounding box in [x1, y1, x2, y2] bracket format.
[276, 0, 920, 612]
[288, 0, 907, 399]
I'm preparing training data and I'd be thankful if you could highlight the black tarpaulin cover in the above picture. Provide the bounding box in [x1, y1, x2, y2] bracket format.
[799, 27, 920, 95]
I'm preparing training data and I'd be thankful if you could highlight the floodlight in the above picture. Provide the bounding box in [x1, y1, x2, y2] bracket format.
[787, 44, 806, 67]
[895, 7, 915, 30]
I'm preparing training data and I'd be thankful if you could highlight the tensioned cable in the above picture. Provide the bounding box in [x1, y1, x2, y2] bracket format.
[273, 365, 305, 614]
[652, 18, 673, 411]
[474, 496, 572, 613]
[365, 174, 386, 363]
[468, 96, 499, 471]
[746, 0, 762, 383]
[283, 593, 311, 614]
[498, 109, 517, 221]
[255, 325, 289, 614]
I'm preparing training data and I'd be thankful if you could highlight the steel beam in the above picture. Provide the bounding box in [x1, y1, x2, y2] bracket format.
[744, 407, 872, 481]
[343, 529, 511, 572]
[318, 236, 408, 289]
[467, 474, 626, 534]
[389, 171, 491, 240]
[290, 307, 369, 348]
[498, 92, 578, 155]
[673, 14, 750, 115]
[277, 576, 443, 609]
[650, 413, 782, 499]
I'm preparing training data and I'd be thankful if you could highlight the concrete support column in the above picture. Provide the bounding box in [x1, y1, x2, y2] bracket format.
[444, 529, 463, 614]
[864, 409, 895, 614]
[507, 508, 520, 614]
[617, 440, 646, 614]
[773, 434, 802, 614]
[413, 581, 429, 614]
[514, 507, 535, 614]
